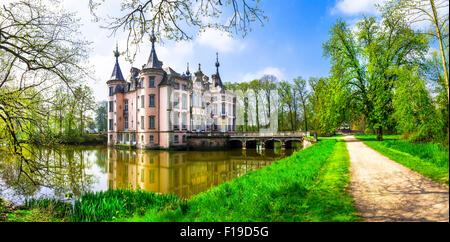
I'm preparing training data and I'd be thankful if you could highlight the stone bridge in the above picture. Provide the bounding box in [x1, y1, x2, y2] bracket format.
[228, 131, 310, 149]
[186, 131, 310, 150]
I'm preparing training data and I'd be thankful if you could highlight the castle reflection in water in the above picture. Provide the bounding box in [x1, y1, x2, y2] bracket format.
[106, 148, 295, 198]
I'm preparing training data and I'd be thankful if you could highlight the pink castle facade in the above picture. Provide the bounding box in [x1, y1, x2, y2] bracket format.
[107, 36, 236, 149]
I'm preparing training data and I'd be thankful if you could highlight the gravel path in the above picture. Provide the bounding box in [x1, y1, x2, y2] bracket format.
[344, 136, 449, 222]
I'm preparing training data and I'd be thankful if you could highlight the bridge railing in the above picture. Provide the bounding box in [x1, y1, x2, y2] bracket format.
[229, 131, 310, 137]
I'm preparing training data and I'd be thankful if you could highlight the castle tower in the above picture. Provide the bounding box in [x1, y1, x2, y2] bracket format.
[107, 44, 126, 145]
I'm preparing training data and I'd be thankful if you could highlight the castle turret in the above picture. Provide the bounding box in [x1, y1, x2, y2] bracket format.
[144, 30, 163, 70]
[107, 44, 126, 145]
[212, 52, 224, 88]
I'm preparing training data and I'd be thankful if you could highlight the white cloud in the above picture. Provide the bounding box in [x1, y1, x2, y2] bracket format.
[332, 0, 386, 15]
[157, 41, 195, 71]
[197, 29, 246, 53]
[240, 67, 285, 82]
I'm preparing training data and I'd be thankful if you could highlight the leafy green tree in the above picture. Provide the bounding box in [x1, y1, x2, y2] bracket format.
[386, 0, 449, 103]
[249, 79, 262, 131]
[95, 101, 108, 132]
[323, 11, 429, 140]
[293, 77, 309, 131]
[393, 66, 444, 142]
[0, 0, 90, 185]
[260, 75, 277, 129]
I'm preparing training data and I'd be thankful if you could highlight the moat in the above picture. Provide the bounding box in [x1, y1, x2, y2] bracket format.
[0, 145, 299, 204]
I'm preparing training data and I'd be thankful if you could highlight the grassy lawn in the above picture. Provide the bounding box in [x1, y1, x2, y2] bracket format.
[3, 139, 360, 222]
[355, 135, 449, 186]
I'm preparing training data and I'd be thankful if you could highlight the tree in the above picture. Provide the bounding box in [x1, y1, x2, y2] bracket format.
[386, 0, 449, 104]
[308, 77, 329, 140]
[260, 75, 277, 129]
[0, 0, 90, 185]
[293, 77, 309, 131]
[74, 85, 96, 135]
[95, 100, 108, 132]
[323, 12, 429, 140]
[393, 66, 444, 142]
[237, 82, 250, 131]
[89, 0, 268, 60]
[249, 79, 262, 131]
[277, 81, 295, 131]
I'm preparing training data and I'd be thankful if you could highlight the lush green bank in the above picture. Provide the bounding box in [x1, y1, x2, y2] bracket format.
[355, 135, 449, 186]
[1, 139, 360, 222]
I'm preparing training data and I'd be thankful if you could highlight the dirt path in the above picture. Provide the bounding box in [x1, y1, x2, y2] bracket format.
[344, 136, 449, 222]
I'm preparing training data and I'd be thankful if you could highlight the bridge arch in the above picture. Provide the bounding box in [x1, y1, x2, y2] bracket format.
[228, 139, 243, 149]
[264, 139, 282, 149]
[245, 140, 258, 149]
[285, 138, 303, 149]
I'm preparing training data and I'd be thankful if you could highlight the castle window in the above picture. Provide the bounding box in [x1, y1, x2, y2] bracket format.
[109, 119, 113, 130]
[182, 94, 187, 109]
[182, 84, 187, 91]
[174, 135, 179, 143]
[174, 82, 180, 89]
[149, 135, 154, 144]
[149, 116, 155, 129]
[109, 101, 113, 112]
[182, 113, 187, 130]
[141, 116, 144, 130]
[148, 77, 155, 87]
[109, 87, 113, 96]
[141, 95, 145, 108]
[222, 103, 226, 115]
[173, 92, 179, 108]
[124, 117, 128, 130]
[149, 95, 155, 107]
[182, 135, 186, 143]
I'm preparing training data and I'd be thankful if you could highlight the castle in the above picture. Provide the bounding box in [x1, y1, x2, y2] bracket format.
[106, 34, 237, 149]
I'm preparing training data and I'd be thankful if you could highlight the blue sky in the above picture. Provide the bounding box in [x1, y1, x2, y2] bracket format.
[60, 0, 427, 102]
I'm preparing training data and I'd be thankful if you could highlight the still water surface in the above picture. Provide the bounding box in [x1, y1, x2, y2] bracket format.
[0, 146, 297, 204]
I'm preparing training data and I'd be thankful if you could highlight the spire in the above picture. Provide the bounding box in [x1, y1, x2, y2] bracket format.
[110, 43, 125, 81]
[214, 52, 223, 87]
[186, 62, 190, 76]
[198, 63, 202, 72]
[145, 29, 162, 69]
[215, 52, 220, 73]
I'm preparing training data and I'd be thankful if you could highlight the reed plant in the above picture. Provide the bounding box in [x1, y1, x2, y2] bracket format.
[70, 189, 183, 222]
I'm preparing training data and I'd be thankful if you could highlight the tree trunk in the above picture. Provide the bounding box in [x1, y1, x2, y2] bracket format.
[430, 0, 449, 104]
[376, 126, 383, 141]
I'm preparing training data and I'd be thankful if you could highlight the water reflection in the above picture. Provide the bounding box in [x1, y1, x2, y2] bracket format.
[0, 145, 104, 203]
[106, 148, 295, 198]
[0, 145, 297, 203]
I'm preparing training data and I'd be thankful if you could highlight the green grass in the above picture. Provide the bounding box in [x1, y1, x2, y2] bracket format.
[355, 134, 449, 186]
[301, 140, 360, 221]
[121, 139, 359, 222]
[70, 189, 185, 222]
